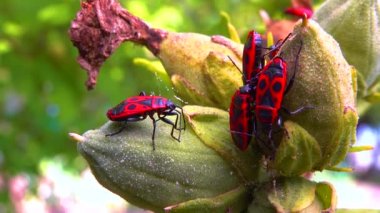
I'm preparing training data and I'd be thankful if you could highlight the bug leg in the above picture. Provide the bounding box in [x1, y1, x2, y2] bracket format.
[162, 110, 181, 130]
[160, 115, 181, 142]
[160, 110, 183, 142]
[105, 121, 128, 137]
[268, 125, 276, 152]
[176, 107, 186, 131]
[284, 41, 303, 95]
[149, 114, 159, 151]
[171, 109, 185, 131]
[277, 116, 290, 139]
[256, 133, 275, 160]
[106, 116, 146, 137]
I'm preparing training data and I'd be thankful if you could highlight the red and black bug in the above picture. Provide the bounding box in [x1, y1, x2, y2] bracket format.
[242, 30, 264, 84]
[229, 85, 254, 150]
[229, 31, 264, 151]
[229, 30, 290, 151]
[106, 92, 186, 150]
[253, 42, 311, 155]
[254, 57, 289, 126]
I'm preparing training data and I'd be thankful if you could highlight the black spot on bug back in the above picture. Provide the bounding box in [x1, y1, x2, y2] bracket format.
[259, 80, 266, 90]
[112, 102, 126, 115]
[273, 82, 282, 92]
[140, 99, 152, 107]
[128, 104, 136, 110]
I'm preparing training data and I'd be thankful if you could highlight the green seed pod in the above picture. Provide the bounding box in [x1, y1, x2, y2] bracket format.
[73, 105, 264, 212]
[314, 0, 380, 92]
[158, 32, 243, 109]
[247, 177, 336, 213]
[278, 19, 358, 172]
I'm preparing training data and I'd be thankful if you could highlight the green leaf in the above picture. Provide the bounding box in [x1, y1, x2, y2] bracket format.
[315, 182, 337, 211]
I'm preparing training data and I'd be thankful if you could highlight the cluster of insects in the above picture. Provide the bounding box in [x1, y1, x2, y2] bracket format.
[229, 30, 311, 156]
[105, 30, 310, 153]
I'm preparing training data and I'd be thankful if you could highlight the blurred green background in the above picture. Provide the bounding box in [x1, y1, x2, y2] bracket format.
[7, 0, 378, 212]
[0, 0, 314, 174]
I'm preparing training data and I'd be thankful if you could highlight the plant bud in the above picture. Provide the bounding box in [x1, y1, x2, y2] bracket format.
[275, 19, 358, 173]
[75, 105, 259, 212]
[314, 0, 380, 92]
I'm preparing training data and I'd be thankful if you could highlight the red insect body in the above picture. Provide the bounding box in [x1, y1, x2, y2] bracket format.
[229, 31, 264, 151]
[229, 88, 254, 151]
[242, 31, 264, 84]
[285, 7, 313, 19]
[106, 92, 185, 150]
[107, 95, 171, 121]
[229, 31, 302, 152]
[254, 57, 287, 124]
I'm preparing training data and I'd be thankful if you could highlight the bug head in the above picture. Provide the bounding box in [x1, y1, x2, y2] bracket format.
[166, 100, 176, 110]
[107, 101, 126, 119]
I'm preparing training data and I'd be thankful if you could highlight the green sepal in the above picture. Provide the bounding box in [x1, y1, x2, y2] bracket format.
[326, 167, 353, 172]
[247, 177, 337, 213]
[349, 146, 374, 152]
[363, 92, 380, 103]
[158, 32, 243, 109]
[183, 105, 267, 184]
[267, 177, 316, 212]
[220, 11, 241, 43]
[164, 186, 250, 213]
[202, 52, 242, 110]
[315, 182, 337, 211]
[170, 74, 215, 107]
[274, 121, 322, 176]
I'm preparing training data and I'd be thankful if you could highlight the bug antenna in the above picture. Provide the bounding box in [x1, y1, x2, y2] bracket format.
[227, 56, 242, 74]
[263, 33, 293, 58]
